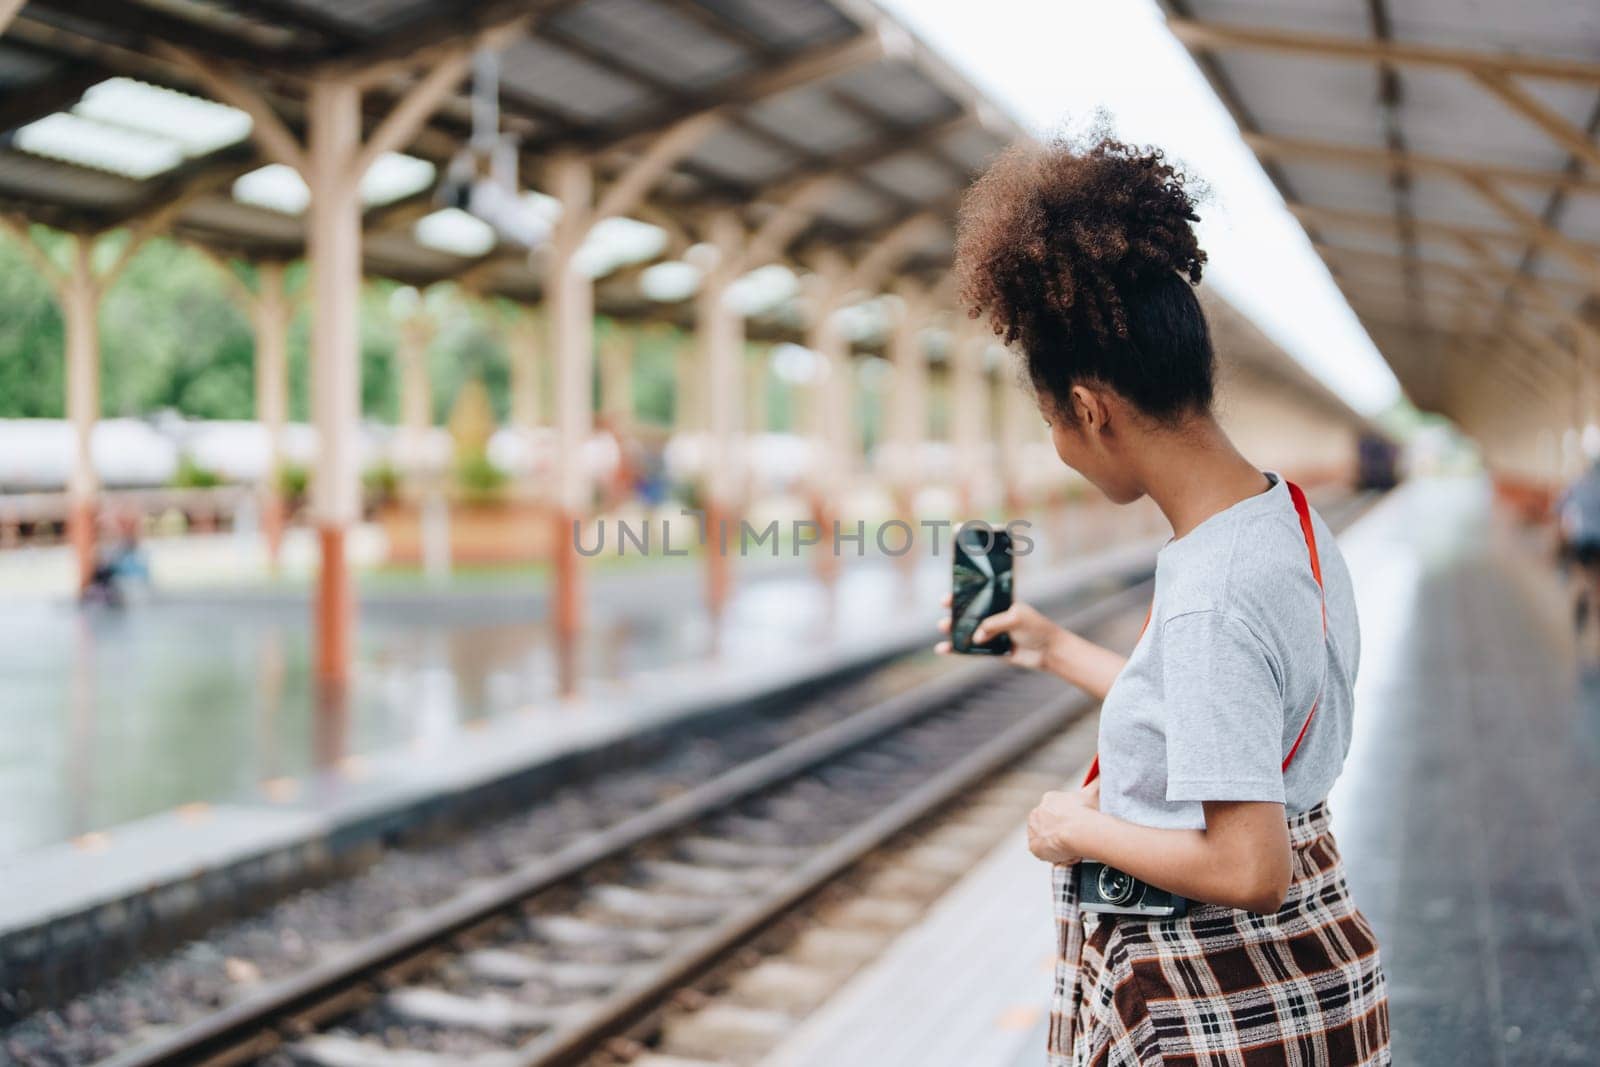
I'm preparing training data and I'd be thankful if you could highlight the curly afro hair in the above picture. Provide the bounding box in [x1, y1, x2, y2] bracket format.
[955, 134, 1214, 422]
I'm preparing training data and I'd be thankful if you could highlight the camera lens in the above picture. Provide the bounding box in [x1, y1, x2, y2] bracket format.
[1097, 866, 1138, 906]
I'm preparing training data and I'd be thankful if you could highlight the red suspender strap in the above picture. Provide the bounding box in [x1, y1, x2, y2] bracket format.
[1279, 481, 1326, 771]
[1081, 480, 1325, 789]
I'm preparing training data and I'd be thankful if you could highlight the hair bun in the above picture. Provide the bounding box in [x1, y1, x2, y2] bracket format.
[955, 134, 1205, 351]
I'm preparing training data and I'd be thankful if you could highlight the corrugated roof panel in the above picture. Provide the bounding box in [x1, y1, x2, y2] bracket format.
[692, 0, 857, 52]
[1412, 235, 1479, 271]
[1210, 52, 1384, 147]
[268, 0, 437, 35]
[1409, 171, 1548, 230]
[365, 230, 475, 275]
[1314, 227, 1403, 258]
[1388, 0, 1600, 60]
[938, 124, 1005, 174]
[1274, 160, 1393, 214]
[858, 150, 959, 203]
[498, 36, 657, 125]
[1558, 194, 1600, 244]
[682, 123, 800, 185]
[179, 196, 304, 243]
[0, 45, 59, 89]
[0, 151, 145, 209]
[743, 85, 878, 155]
[1398, 66, 1588, 171]
[551, 0, 755, 91]
[829, 60, 961, 128]
[811, 179, 894, 228]
[1184, 0, 1367, 36]
[1525, 252, 1592, 286]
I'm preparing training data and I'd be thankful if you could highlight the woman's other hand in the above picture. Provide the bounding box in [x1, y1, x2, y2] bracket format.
[1026, 780, 1100, 865]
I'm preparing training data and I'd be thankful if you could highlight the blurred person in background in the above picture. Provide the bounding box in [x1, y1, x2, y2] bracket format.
[1556, 455, 1600, 640]
[936, 134, 1389, 1065]
[83, 508, 150, 607]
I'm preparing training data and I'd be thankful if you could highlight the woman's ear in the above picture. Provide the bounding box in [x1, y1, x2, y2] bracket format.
[1070, 384, 1110, 434]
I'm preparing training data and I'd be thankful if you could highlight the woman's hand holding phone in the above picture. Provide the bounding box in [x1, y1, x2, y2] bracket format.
[936, 595, 1065, 670]
[937, 594, 1128, 702]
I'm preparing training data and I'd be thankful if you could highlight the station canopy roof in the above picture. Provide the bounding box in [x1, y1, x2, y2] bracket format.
[0, 0, 1025, 342]
[1160, 0, 1600, 427]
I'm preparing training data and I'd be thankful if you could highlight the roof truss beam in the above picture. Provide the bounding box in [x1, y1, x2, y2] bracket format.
[1245, 132, 1600, 199]
[1288, 201, 1600, 267]
[1164, 17, 1600, 86]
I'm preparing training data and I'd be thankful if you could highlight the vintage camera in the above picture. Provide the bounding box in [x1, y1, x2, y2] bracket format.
[1075, 861, 1188, 917]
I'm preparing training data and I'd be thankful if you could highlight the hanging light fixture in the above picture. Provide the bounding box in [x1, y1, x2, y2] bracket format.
[437, 48, 552, 251]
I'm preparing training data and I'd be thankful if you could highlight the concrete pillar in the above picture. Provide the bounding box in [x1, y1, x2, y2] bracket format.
[884, 290, 928, 524]
[306, 77, 363, 689]
[62, 235, 100, 592]
[673, 333, 702, 436]
[698, 211, 746, 617]
[745, 344, 768, 438]
[803, 254, 852, 582]
[599, 326, 634, 430]
[547, 155, 595, 689]
[394, 301, 436, 481]
[254, 261, 291, 567]
[997, 359, 1029, 514]
[949, 322, 985, 515]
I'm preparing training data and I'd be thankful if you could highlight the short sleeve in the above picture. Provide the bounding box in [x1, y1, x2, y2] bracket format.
[1160, 610, 1286, 804]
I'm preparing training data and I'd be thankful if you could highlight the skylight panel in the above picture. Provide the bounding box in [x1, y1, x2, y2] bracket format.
[641, 260, 702, 303]
[13, 113, 184, 180]
[727, 264, 798, 317]
[233, 164, 309, 215]
[232, 154, 437, 216]
[574, 216, 667, 279]
[414, 208, 497, 257]
[73, 78, 252, 157]
[362, 153, 435, 206]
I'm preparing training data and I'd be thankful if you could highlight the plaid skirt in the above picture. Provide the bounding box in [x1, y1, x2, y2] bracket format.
[1047, 801, 1390, 1066]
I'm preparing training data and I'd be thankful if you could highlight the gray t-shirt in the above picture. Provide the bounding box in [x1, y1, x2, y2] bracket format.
[1095, 473, 1359, 831]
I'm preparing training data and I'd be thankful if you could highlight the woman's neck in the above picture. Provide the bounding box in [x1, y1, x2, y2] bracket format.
[1136, 416, 1271, 540]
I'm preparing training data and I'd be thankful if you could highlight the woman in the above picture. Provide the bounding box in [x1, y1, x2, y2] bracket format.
[937, 136, 1390, 1065]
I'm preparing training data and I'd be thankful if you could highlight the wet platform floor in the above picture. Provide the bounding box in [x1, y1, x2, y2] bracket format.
[0, 554, 949, 857]
[761, 477, 1600, 1067]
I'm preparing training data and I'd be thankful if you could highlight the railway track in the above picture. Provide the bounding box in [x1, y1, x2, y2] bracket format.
[85, 493, 1375, 1067]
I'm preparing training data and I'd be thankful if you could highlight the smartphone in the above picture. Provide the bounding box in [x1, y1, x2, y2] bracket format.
[951, 525, 1013, 655]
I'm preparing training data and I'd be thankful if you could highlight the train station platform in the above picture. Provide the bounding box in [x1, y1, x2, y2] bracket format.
[761, 476, 1600, 1067]
[0, 525, 1165, 1005]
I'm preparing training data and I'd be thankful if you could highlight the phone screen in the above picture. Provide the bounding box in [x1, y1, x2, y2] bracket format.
[951, 526, 1013, 655]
